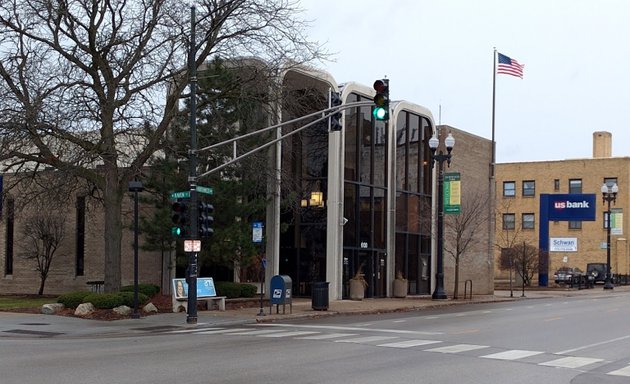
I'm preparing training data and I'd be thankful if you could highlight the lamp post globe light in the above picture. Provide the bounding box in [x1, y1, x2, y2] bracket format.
[429, 132, 455, 300]
[601, 182, 619, 290]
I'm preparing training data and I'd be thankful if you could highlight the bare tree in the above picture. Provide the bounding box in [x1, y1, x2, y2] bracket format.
[495, 199, 528, 294]
[0, 0, 327, 292]
[20, 214, 66, 295]
[511, 241, 539, 296]
[443, 191, 490, 299]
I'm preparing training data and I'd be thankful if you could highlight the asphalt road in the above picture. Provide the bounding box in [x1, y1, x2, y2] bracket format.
[2, 291, 630, 384]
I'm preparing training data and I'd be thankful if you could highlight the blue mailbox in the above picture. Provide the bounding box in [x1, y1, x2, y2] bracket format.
[269, 275, 292, 314]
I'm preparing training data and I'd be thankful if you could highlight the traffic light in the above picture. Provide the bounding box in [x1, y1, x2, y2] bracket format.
[171, 201, 190, 237]
[330, 91, 342, 131]
[198, 201, 214, 238]
[372, 79, 389, 121]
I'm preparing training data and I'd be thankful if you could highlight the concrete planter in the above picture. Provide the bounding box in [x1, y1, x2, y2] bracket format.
[349, 279, 366, 300]
[393, 279, 408, 298]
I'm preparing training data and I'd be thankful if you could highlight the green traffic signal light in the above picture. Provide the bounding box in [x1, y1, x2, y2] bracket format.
[372, 79, 389, 121]
[171, 226, 182, 236]
[373, 107, 387, 120]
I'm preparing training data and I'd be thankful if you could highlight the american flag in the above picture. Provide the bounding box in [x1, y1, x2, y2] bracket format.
[497, 53, 524, 78]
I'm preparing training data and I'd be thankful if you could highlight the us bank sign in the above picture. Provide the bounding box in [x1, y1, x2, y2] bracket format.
[546, 194, 596, 221]
[538, 193, 596, 287]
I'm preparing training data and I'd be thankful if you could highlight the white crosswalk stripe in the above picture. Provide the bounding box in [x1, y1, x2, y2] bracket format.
[228, 329, 289, 336]
[335, 336, 399, 344]
[539, 356, 604, 369]
[482, 350, 543, 360]
[194, 328, 250, 335]
[607, 364, 630, 377]
[297, 333, 357, 340]
[425, 344, 489, 354]
[258, 331, 320, 338]
[163, 326, 625, 376]
[378, 339, 442, 348]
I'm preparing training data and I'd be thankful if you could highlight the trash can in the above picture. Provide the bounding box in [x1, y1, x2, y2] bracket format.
[312, 281, 329, 311]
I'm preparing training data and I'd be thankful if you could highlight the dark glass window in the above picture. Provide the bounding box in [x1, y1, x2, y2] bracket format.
[569, 179, 582, 193]
[503, 213, 515, 230]
[522, 213, 535, 229]
[503, 181, 516, 197]
[554, 179, 560, 191]
[522, 181, 535, 197]
[568, 179, 582, 228]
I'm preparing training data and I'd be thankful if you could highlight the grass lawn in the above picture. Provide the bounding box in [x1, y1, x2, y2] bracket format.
[0, 296, 56, 310]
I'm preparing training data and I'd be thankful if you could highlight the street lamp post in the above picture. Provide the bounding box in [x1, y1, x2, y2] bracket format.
[429, 132, 455, 300]
[601, 182, 618, 290]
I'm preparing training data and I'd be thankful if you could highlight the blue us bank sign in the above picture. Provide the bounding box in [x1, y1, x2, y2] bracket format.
[545, 194, 596, 221]
[538, 193, 596, 287]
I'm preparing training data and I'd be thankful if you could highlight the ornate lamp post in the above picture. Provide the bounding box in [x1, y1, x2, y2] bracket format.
[429, 132, 455, 300]
[601, 182, 618, 290]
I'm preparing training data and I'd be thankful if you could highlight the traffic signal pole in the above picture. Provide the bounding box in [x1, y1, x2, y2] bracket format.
[187, 5, 199, 324]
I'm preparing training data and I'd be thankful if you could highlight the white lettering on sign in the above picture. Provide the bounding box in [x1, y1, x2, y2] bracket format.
[554, 201, 590, 209]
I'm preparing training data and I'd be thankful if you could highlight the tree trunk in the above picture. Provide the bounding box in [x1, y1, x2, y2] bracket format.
[103, 167, 124, 293]
[453, 257, 460, 299]
[38, 277, 46, 295]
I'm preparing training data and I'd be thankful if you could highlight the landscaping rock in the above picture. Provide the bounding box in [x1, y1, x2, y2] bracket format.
[74, 302, 95, 316]
[113, 305, 132, 316]
[41, 303, 65, 315]
[143, 302, 158, 313]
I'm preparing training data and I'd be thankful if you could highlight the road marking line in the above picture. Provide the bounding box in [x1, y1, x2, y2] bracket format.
[544, 317, 563, 322]
[257, 323, 442, 335]
[378, 339, 442, 348]
[168, 327, 223, 334]
[194, 328, 249, 335]
[258, 331, 319, 338]
[229, 329, 288, 336]
[539, 356, 603, 369]
[556, 334, 630, 354]
[425, 344, 489, 354]
[335, 336, 398, 344]
[608, 364, 630, 377]
[297, 333, 357, 340]
[482, 350, 543, 360]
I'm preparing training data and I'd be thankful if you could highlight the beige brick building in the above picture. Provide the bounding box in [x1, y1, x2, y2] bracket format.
[495, 131, 630, 284]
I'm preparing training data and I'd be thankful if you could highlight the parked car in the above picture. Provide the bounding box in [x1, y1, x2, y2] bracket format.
[554, 267, 584, 284]
[587, 263, 613, 284]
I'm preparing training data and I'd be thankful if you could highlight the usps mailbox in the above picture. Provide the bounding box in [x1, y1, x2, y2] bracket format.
[269, 275, 292, 314]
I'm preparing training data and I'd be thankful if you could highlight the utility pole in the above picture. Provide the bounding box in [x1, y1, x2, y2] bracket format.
[187, 5, 199, 324]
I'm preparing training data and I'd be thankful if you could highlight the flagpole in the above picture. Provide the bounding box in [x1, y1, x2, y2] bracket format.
[491, 48, 497, 173]
[489, 48, 500, 296]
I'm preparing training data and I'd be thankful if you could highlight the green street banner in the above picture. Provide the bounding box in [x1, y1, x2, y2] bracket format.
[444, 172, 461, 214]
[611, 208, 623, 235]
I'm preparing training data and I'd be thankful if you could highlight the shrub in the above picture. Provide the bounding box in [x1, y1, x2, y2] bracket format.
[120, 283, 160, 297]
[239, 284, 258, 298]
[214, 282, 258, 298]
[117, 291, 149, 307]
[57, 291, 92, 309]
[83, 293, 124, 309]
[214, 281, 241, 298]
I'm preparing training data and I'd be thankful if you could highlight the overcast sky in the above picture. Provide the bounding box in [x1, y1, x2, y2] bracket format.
[298, 0, 629, 163]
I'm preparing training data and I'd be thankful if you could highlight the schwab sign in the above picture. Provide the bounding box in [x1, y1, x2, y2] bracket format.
[546, 194, 596, 221]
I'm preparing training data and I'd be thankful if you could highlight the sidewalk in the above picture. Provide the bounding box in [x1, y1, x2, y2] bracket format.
[2, 286, 628, 339]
